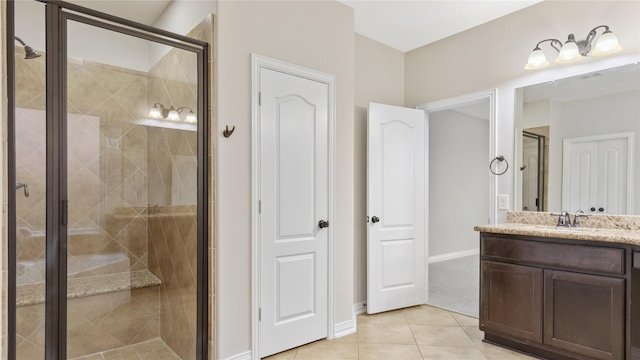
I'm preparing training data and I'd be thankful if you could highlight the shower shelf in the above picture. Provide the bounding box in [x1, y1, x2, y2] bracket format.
[16, 270, 161, 307]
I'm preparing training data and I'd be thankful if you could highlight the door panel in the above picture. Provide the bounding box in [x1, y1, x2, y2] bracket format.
[367, 103, 425, 314]
[259, 68, 329, 357]
[598, 138, 628, 215]
[564, 135, 630, 214]
[544, 270, 624, 360]
[480, 261, 543, 342]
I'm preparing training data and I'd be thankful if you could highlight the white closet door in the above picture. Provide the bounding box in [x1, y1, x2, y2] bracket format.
[259, 68, 329, 357]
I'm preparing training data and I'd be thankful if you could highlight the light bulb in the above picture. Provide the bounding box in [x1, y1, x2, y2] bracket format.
[185, 111, 197, 123]
[148, 105, 162, 119]
[167, 108, 180, 121]
[591, 30, 622, 56]
[555, 41, 583, 64]
[524, 48, 550, 70]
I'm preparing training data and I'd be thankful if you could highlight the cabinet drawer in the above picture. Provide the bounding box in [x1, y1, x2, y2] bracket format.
[482, 236, 625, 275]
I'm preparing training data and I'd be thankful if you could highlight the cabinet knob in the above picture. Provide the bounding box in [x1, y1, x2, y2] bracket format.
[590, 207, 596, 212]
[598, 207, 605, 212]
[371, 216, 380, 223]
[318, 220, 329, 229]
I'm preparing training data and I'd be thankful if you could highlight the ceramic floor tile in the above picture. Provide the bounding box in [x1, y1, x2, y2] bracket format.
[451, 312, 479, 327]
[401, 306, 458, 326]
[294, 341, 358, 360]
[357, 323, 416, 345]
[263, 347, 297, 359]
[331, 332, 358, 343]
[462, 325, 484, 343]
[410, 325, 476, 347]
[357, 309, 408, 325]
[478, 342, 539, 360]
[358, 343, 422, 359]
[419, 345, 487, 360]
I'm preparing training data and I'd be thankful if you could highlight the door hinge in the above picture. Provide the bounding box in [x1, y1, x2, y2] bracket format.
[258, 92, 262, 106]
[61, 200, 68, 226]
[259, 200, 262, 214]
[259, 307, 262, 321]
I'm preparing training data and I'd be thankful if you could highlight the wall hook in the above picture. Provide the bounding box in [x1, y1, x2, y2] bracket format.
[223, 125, 235, 138]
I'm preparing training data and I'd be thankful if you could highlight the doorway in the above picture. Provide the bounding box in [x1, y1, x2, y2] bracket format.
[417, 91, 494, 318]
[7, 1, 210, 359]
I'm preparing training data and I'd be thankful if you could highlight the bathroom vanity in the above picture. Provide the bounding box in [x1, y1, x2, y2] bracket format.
[475, 217, 640, 360]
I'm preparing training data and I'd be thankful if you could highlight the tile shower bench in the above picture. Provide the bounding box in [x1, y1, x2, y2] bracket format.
[16, 269, 162, 359]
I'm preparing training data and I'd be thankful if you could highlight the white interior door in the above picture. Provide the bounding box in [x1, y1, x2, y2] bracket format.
[367, 102, 426, 314]
[259, 68, 329, 357]
[598, 138, 629, 215]
[566, 141, 599, 213]
[563, 134, 630, 214]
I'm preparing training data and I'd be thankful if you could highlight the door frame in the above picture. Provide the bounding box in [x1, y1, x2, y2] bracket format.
[251, 54, 336, 359]
[562, 132, 634, 214]
[416, 89, 497, 301]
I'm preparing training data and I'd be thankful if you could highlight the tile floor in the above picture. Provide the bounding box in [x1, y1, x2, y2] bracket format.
[264, 305, 538, 360]
[71, 338, 180, 360]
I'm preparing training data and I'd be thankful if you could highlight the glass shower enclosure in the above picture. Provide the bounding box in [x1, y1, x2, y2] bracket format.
[8, 1, 209, 358]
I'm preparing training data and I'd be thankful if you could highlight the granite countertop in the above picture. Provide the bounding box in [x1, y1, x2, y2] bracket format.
[474, 211, 640, 246]
[474, 223, 640, 246]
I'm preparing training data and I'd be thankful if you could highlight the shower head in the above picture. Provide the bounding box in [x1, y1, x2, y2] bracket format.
[14, 36, 41, 60]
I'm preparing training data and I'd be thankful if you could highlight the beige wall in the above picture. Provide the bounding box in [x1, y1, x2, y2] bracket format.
[406, 0, 640, 222]
[353, 34, 404, 305]
[215, 1, 355, 358]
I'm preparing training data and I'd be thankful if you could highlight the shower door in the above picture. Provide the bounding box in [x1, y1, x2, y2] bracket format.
[9, 2, 209, 359]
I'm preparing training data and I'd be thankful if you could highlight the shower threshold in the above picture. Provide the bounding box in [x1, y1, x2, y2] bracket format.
[70, 338, 180, 360]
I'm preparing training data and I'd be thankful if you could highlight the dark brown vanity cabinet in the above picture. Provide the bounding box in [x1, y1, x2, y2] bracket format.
[480, 233, 631, 360]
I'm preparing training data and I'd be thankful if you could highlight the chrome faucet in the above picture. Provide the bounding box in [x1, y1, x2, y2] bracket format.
[551, 211, 572, 227]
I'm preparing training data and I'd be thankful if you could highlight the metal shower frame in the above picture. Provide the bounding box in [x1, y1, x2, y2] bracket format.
[6, 1, 210, 358]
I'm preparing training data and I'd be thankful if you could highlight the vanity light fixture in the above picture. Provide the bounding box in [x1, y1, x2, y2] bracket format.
[524, 25, 623, 70]
[148, 103, 197, 123]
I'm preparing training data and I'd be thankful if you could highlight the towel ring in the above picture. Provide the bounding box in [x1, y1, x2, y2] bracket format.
[489, 156, 509, 175]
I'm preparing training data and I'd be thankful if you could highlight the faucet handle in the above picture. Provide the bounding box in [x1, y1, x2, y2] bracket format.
[573, 210, 588, 227]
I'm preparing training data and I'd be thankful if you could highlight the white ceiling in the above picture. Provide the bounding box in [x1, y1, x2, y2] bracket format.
[19, 0, 545, 56]
[339, 0, 543, 52]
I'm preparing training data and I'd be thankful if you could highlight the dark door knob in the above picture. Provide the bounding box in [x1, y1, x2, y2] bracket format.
[318, 220, 329, 229]
[598, 207, 605, 212]
[371, 216, 380, 223]
[590, 207, 596, 212]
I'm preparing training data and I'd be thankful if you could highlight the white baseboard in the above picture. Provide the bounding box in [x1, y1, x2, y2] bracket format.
[428, 249, 479, 263]
[353, 301, 367, 315]
[334, 310, 357, 338]
[221, 350, 252, 360]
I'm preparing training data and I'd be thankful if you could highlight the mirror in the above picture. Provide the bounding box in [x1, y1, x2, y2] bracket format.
[514, 63, 640, 215]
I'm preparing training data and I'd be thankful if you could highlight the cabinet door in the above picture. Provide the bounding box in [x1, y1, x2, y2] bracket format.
[481, 261, 543, 342]
[544, 270, 624, 360]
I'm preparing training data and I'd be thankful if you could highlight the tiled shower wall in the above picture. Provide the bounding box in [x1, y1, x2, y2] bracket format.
[14, 45, 151, 277]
